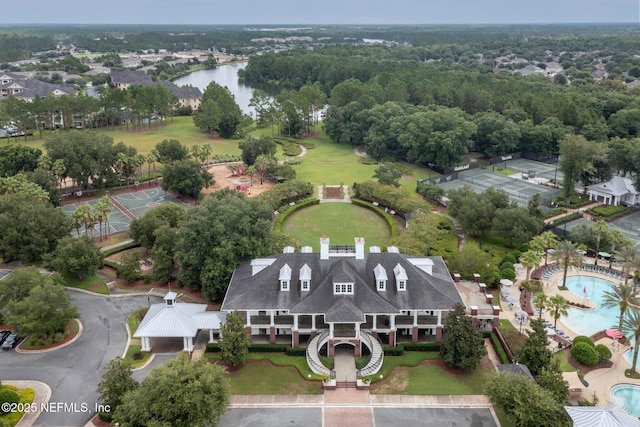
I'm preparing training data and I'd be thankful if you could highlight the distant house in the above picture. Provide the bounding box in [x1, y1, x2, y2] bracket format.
[586, 176, 639, 206]
[545, 62, 564, 76]
[0, 72, 76, 100]
[110, 70, 202, 111]
[134, 291, 226, 352]
[515, 64, 545, 76]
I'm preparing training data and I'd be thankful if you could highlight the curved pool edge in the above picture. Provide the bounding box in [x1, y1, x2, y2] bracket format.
[609, 383, 640, 417]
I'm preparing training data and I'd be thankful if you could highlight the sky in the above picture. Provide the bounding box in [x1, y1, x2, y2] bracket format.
[9, 0, 640, 25]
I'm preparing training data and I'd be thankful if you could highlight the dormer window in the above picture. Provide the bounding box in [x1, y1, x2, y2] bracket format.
[374, 263, 388, 292]
[299, 263, 311, 292]
[393, 263, 408, 292]
[334, 283, 354, 295]
[279, 263, 292, 292]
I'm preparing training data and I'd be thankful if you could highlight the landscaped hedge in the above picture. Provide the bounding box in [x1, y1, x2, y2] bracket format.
[548, 211, 583, 226]
[543, 208, 567, 219]
[102, 259, 145, 281]
[101, 241, 141, 257]
[587, 204, 630, 220]
[403, 343, 441, 352]
[571, 341, 600, 366]
[383, 345, 405, 356]
[595, 344, 612, 361]
[572, 336, 595, 348]
[285, 347, 307, 356]
[351, 199, 399, 238]
[489, 332, 510, 364]
[273, 198, 320, 232]
[247, 344, 289, 352]
[206, 343, 221, 352]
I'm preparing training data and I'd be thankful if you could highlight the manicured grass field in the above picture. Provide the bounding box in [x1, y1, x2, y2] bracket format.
[369, 352, 489, 395]
[281, 203, 391, 250]
[206, 353, 323, 395]
[60, 273, 109, 295]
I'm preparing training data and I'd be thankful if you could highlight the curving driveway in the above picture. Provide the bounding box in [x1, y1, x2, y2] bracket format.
[0, 290, 163, 427]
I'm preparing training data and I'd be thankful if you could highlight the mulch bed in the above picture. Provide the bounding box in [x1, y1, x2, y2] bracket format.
[18, 319, 79, 351]
[325, 187, 343, 198]
[565, 350, 613, 374]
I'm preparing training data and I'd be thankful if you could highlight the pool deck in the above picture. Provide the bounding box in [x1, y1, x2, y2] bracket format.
[506, 259, 640, 408]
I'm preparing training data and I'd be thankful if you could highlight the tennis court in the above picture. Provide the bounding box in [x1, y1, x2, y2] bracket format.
[503, 158, 564, 182]
[62, 188, 188, 236]
[611, 211, 640, 248]
[438, 168, 561, 206]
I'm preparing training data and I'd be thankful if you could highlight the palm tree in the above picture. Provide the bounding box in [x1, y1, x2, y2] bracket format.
[602, 282, 640, 331]
[37, 154, 52, 171]
[202, 143, 212, 166]
[534, 291, 550, 319]
[551, 240, 584, 289]
[621, 309, 640, 374]
[549, 294, 570, 329]
[520, 250, 541, 282]
[71, 209, 83, 237]
[590, 220, 610, 267]
[52, 159, 66, 191]
[617, 246, 639, 285]
[629, 253, 640, 292]
[608, 229, 631, 270]
[191, 144, 201, 164]
[530, 231, 559, 266]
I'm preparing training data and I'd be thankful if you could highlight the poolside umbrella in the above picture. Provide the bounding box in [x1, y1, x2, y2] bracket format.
[606, 329, 624, 339]
[506, 296, 518, 304]
[500, 279, 513, 287]
[500, 287, 512, 294]
[564, 406, 640, 427]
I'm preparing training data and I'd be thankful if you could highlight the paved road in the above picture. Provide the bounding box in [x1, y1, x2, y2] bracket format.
[0, 290, 163, 427]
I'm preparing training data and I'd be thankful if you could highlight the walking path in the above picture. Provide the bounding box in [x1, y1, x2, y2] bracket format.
[543, 202, 600, 225]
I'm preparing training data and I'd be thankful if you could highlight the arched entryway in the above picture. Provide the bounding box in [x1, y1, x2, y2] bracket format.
[333, 343, 357, 383]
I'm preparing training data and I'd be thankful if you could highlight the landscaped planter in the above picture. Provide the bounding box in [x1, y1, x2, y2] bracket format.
[322, 378, 336, 390]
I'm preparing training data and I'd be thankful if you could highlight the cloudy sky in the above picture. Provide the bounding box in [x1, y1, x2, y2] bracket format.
[10, 0, 640, 25]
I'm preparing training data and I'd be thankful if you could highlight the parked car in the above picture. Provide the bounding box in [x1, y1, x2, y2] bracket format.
[1, 333, 22, 350]
[0, 330, 11, 345]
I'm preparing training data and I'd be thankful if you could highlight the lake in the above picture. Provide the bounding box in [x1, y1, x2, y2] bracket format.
[173, 62, 258, 116]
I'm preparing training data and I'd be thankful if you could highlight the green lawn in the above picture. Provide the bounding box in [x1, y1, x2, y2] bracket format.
[281, 202, 391, 250]
[206, 353, 323, 395]
[60, 273, 109, 295]
[369, 352, 489, 395]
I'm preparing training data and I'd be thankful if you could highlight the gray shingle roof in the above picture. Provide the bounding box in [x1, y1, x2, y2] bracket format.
[221, 250, 463, 317]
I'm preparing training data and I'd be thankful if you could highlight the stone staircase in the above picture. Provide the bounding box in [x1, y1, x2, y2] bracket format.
[306, 331, 335, 378]
[358, 331, 384, 377]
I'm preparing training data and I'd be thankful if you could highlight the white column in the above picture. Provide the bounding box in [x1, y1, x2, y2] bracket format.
[329, 323, 334, 339]
[183, 337, 188, 351]
[246, 311, 252, 327]
[270, 310, 275, 326]
[209, 329, 214, 343]
[437, 311, 442, 325]
[311, 315, 316, 330]
[413, 310, 418, 326]
[372, 314, 377, 331]
[293, 314, 299, 329]
[187, 336, 193, 352]
[355, 323, 360, 339]
[390, 315, 396, 329]
[141, 336, 151, 351]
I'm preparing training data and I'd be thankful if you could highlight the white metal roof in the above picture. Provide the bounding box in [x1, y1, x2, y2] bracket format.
[299, 263, 312, 281]
[393, 263, 408, 280]
[279, 263, 292, 281]
[564, 406, 640, 427]
[301, 246, 313, 253]
[374, 263, 388, 281]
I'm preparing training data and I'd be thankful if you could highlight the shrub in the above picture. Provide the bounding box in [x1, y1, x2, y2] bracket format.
[500, 261, 515, 271]
[206, 343, 221, 352]
[518, 243, 530, 252]
[501, 268, 516, 280]
[101, 241, 141, 257]
[0, 389, 20, 413]
[285, 347, 307, 356]
[99, 411, 113, 422]
[489, 332, 510, 364]
[403, 342, 441, 351]
[501, 254, 517, 264]
[383, 345, 404, 356]
[595, 344, 612, 361]
[571, 342, 600, 366]
[572, 336, 595, 348]
[247, 344, 288, 353]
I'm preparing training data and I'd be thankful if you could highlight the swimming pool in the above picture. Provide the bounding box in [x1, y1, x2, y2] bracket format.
[563, 276, 619, 336]
[610, 384, 640, 417]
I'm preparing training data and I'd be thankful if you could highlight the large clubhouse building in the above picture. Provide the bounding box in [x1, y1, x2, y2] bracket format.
[221, 237, 475, 364]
